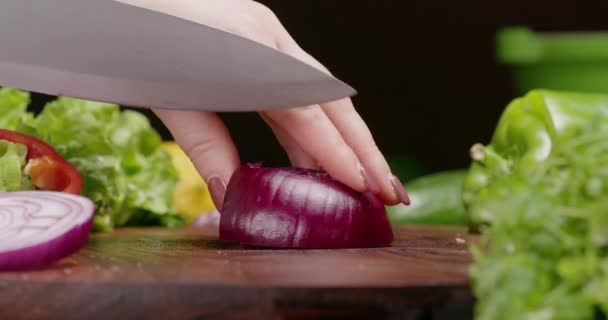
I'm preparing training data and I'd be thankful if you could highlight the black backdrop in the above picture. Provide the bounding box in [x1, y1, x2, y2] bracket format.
[28, 0, 608, 176]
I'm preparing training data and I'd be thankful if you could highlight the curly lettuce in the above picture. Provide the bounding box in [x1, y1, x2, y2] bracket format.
[0, 87, 183, 231]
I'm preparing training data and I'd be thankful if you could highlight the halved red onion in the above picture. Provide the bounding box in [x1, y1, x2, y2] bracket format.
[219, 164, 394, 248]
[0, 191, 95, 270]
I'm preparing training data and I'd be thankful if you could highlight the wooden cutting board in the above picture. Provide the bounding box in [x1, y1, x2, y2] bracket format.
[0, 224, 477, 320]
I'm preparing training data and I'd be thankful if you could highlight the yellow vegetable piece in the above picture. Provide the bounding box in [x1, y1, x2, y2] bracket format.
[161, 142, 215, 222]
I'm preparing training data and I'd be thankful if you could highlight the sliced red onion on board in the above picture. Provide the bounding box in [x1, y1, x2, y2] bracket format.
[0, 191, 95, 271]
[219, 164, 394, 249]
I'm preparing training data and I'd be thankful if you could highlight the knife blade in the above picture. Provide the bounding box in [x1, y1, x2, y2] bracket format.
[0, 0, 356, 112]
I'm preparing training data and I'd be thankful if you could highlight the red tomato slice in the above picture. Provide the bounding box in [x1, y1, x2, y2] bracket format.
[0, 129, 83, 195]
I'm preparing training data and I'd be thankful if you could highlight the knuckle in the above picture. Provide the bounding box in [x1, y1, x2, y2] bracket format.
[274, 105, 323, 124]
[357, 143, 383, 163]
[229, 11, 277, 47]
[250, 1, 277, 20]
[181, 139, 215, 167]
[334, 143, 356, 161]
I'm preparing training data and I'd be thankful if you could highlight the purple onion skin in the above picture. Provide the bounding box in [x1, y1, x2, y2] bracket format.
[0, 192, 95, 271]
[0, 217, 93, 271]
[219, 164, 394, 249]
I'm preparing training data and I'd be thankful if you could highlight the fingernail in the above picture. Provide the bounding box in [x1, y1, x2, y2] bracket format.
[359, 163, 380, 193]
[390, 174, 411, 205]
[207, 176, 227, 212]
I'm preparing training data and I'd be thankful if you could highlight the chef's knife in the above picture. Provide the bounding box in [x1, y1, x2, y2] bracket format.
[0, 0, 356, 112]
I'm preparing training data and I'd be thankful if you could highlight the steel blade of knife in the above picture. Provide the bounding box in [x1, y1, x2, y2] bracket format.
[0, 0, 356, 112]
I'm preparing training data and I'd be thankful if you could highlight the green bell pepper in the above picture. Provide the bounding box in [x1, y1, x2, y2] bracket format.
[386, 155, 427, 182]
[463, 89, 608, 231]
[387, 170, 468, 225]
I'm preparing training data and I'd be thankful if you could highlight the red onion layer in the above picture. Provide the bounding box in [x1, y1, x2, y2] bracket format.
[219, 164, 394, 249]
[0, 191, 95, 270]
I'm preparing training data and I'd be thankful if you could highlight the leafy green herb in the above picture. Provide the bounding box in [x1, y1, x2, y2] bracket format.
[467, 90, 608, 319]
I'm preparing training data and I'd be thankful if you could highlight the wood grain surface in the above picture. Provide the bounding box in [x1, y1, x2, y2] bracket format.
[0, 225, 477, 320]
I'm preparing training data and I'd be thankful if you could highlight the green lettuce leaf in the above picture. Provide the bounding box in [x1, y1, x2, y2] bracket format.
[0, 140, 31, 191]
[0, 88, 183, 231]
[0, 87, 33, 130]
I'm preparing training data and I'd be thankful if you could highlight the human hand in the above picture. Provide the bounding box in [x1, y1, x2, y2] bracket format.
[118, 0, 410, 210]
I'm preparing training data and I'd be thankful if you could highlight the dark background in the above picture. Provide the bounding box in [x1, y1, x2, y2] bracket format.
[29, 0, 608, 178]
